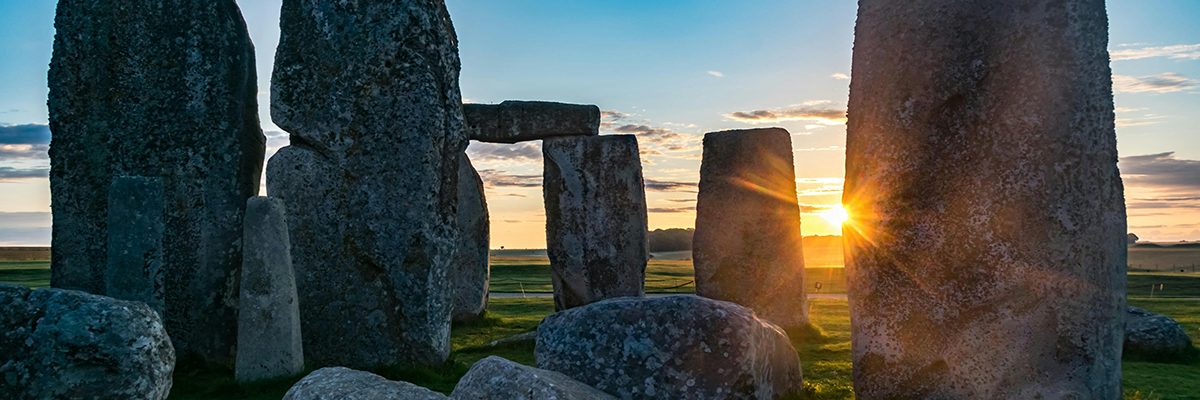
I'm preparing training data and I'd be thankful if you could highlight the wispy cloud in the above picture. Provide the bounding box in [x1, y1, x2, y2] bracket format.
[0, 124, 51, 145]
[648, 206, 696, 213]
[467, 142, 542, 162]
[478, 169, 541, 188]
[644, 179, 699, 192]
[1113, 73, 1198, 94]
[1110, 43, 1200, 61]
[0, 212, 51, 246]
[725, 101, 846, 125]
[830, 72, 850, 80]
[1120, 152, 1200, 191]
[0, 166, 48, 181]
[706, 70, 725, 78]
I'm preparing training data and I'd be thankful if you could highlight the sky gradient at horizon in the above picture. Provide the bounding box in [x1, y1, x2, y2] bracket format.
[1, 1, 1199, 247]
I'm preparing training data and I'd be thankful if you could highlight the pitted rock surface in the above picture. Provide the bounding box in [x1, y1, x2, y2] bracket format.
[0, 284, 175, 400]
[535, 295, 802, 399]
[283, 367, 445, 400]
[844, 1, 1126, 398]
[1125, 306, 1194, 359]
[268, 0, 466, 369]
[236, 197, 304, 382]
[48, 0, 265, 365]
[542, 134, 648, 310]
[694, 128, 808, 328]
[452, 153, 490, 323]
[105, 176, 166, 317]
[464, 101, 600, 143]
[450, 356, 617, 400]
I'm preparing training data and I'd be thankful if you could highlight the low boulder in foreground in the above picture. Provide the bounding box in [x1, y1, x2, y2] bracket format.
[0, 284, 175, 400]
[283, 367, 445, 400]
[536, 295, 803, 399]
[1125, 306, 1196, 360]
[451, 356, 617, 399]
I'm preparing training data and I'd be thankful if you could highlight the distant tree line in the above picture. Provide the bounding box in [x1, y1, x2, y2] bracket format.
[648, 228, 694, 252]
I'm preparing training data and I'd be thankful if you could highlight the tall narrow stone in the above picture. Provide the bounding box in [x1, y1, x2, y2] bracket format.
[452, 153, 489, 323]
[236, 197, 303, 383]
[268, 0, 466, 369]
[542, 135, 648, 310]
[844, 1, 1126, 398]
[105, 176, 166, 317]
[693, 128, 807, 328]
[48, 0, 265, 365]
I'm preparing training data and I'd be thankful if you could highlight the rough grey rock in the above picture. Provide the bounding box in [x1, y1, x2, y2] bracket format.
[283, 367, 445, 400]
[105, 176, 166, 317]
[451, 356, 617, 400]
[535, 295, 802, 399]
[464, 101, 601, 143]
[542, 135, 648, 311]
[236, 197, 303, 382]
[268, 0, 466, 369]
[693, 128, 808, 328]
[844, 1, 1126, 398]
[452, 153, 490, 323]
[48, 0, 265, 366]
[0, 284, 175, 399]
[1125, 306, 1194, 358]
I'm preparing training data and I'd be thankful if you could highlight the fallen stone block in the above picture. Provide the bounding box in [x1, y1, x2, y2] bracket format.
[283, 367, 445, 400]
[450, 356, 617, 400]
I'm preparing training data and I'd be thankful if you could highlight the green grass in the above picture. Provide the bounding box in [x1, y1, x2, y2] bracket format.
[0, 261, 50, 288]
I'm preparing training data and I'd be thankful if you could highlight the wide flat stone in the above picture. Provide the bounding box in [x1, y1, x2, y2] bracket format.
[236, 197, 304, 382]
[452, 153, 490, 323]
[268, 0, 466, 369]
[450, 356, 616, 400]
[542, 134, 648, 310]
[48, 0, 265, 366]
[844, 1, 1126, 398]
[105, 176, 166, 317]
[693, 128, 808, 328]
[283, 367, 445, 400]
[464, 101, 600, 143]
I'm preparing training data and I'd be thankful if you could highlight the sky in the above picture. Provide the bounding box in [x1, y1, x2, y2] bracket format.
[1, 1, 1199, 248]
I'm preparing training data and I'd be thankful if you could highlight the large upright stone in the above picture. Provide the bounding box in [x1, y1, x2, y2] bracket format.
[105, 176, 166, 317]
[236, 197, 303, 383]
[464, 101, 601, 143]
[542, 135, 648, 310]
[48, 0, 265, 365]
[693, 128, 808, 328]
[268, 0, 466, 369]
[452, 153, 490, 323]
[844, 1, 1126, 398]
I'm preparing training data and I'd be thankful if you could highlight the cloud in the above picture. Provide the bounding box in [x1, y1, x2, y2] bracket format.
[1120, 152, 1200, 190]
[1110, 43, 1200, 61]
[0, 212, 51, 246]
[706, 70, 725, 78]
[795, 145, 843, 152]
[0, 166, 48, 181]
[610, 124, 692, 151]
[644, 179, 698, 192]
[477, 169, 541, 188]
[467, 142, 542, 162]
[1112, 73, 1198, 94]
[830, 73, 850, 80]
[799, 204, 836, 213]
[725, 102, 846, 125]
[0, 124, 51, 145]
[648, 206, 695, 213]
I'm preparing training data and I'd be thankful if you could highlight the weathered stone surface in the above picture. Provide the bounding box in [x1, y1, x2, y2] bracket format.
[105, 176, 166, 317]
[693, 128, 808, 328]
[451, 356, 617, 400]
[0, 284, 175, 399]
[268, 0, 466, 369]
[1125, 306, 1194, 359]
[48, 0, 265, 365]
[464, 101, 601, 143]
[283, 367, 445, 400]
[536, 295, 802, 399]
[452, 153, 489, 323]
[542, 135, 648, 310]
[236, 197, 303, 382]
[844, 1, 1126, 398]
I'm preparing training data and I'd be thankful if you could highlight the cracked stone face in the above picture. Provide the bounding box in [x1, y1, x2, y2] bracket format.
[844, 1, 1126, 398]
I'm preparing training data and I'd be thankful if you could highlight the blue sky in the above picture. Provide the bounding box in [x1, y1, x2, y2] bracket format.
[1, 1, 1199, 247]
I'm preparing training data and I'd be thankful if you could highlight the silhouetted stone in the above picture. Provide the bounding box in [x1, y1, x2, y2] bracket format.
[268, 0, 466, 369]
[464, 101, 600, 143]
[1125, 306, 1194, 359]
[844, 1, 1126, 398]
[105, 176, 166, 317]
[542, 135, 648, 310]
[0, 284, 175, 400]
[236, 197, 303, 383]
[536, 295, 802, 399]
[452, 154, 489, 323]
[283, 367, 445, 400]
[451, 356, 617, 400]
[693, 128, 808, 328]
[48, 0, 265, 366]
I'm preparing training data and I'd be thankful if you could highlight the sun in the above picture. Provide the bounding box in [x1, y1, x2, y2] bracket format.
[820, 204, 851, 226]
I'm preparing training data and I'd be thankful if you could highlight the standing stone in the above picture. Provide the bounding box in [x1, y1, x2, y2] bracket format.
[693, 128, 808, 328]
[463, 101, 601, 143]
[844, 1, 1126, 398]
[268, 0, 466, 369]
[236, 197, 303, 382]
[452, 153, 490, 323]
[542, 135, 648, 310]
[48, 0, 265, 365]
[105, 176, 166, 317]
